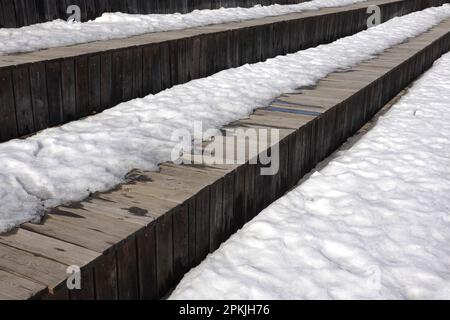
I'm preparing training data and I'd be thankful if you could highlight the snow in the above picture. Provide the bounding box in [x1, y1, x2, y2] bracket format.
[0, 0, 369, 55]
[170, 51, 450, 300]
[1, 5, 450, 233]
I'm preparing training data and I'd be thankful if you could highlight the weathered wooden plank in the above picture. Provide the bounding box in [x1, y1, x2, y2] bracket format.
[24, 0, 39, 25]
[100, 51, 113, 111]
[122, 49, 134, 102]
[0, 68, 18, 141]
[75, 55, 90, 117]
[43, 0, 59, 21]
[136, 225, 157, 300]
[209, 178, 224, 251]
[0, 1, 4, 27]
[160, 42, 172, 89]
[94, 250, 118, 300]
[173, 203, 189, 283]
[21, 217, 122, 254]
[95, 0, 111, 15]
[0, 229, 100, 267]
[12, 66, 34, 136]
[61, 59, 77, 122]
[246, 161, 258, 216]
[0, 243, 67, 292]
[142, 44, 161, 94]
[48, 205, 144, 239]
[0, 269, 46, 300]
[111, 50, 124, 106]
[127, 0, 139, 14]
[177, 38, 189, 85]
[132, 47, 143, 98]
[85, 0, 97, 20]
[155, 212, 173, 297]
[2, 0, 17, 27]
[187, 197, 196, 267]
[80, 197, 154, 226]
[117, 237, 139, 300]
[71, 0, 87, 21]
[12, 0, 29, 27]
[194, 188, 210, 264]
[88, 54, 101, 113]
[1, 6, 449, 302]
[169, 39, 179, 86]
[96, 189, 176, 220]
[1, 0, 389, 28]
[160, 162, 233, 183]
[46, 61, 64, 126]
[125, 169, 213, 205]
[0, 0, 445, 143]
[222, 172, 235, 240]
[233, 165, 246, 232]
[34, 0, 45, 23]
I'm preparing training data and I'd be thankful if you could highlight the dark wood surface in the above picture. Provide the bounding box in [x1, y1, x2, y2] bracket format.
[1, 0, 446, 142]
[0, 17, 448, 299]
[0, 1, 306, 28]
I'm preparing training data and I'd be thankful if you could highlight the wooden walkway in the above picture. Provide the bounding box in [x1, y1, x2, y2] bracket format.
[0, 0, 445, 142]
[1, 17, 449, 300]
[0, 0, 306, 28]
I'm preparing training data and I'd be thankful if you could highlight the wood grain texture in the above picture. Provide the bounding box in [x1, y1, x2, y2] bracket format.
[2, 11, 450, 302]
[1, 0, 445, 142]
[0, 1, 311, 27]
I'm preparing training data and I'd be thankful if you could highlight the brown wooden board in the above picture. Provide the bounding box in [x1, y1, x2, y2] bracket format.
[30, 63, 50, 130]
[46, 61, 64, 126]
[94, 250, 118, 300]
[2, 16, 450, 301]
[12, 66, 34, 135]
[136, 225, 157, 300]
[116, 237, 139, 299]
[0, 269, 46, 300]
[61, 59, 77, 122]
[0, 1, 321, 28]
[0, 67, 18, 141]
[0, 243, 67, 293]
[1, 0, 444, 142]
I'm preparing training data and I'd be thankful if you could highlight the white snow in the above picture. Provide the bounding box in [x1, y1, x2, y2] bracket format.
[170, 51, 450, 300]
[1, 5, 450, 232]
[0, 0, 369, 55]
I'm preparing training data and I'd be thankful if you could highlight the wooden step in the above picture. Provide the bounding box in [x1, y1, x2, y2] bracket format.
[0, 1, 310, 28]
[1, 0, 446, 142]
[1, 17, 448, 300]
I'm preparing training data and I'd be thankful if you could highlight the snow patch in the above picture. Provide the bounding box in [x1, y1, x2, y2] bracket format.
[170, 51, 450, 300]
[0, 0, 367, 55]
[1, 5, 450, 232]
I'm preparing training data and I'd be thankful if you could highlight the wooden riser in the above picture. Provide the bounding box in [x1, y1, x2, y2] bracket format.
[0, 17, 448, 300]
[0, 1, 307, 28]
[0, 0, 447, 142]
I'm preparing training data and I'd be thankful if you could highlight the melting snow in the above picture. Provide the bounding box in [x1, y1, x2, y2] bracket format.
[0, 0, 368, 55]
[1, 5, 450, 232]
[170, 51, 450, 300]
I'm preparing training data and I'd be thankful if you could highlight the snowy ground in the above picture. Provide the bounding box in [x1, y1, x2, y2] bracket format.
[170, 51, 450, 300]
[0, 0, 368, 55]
[0, 5, 449, 232]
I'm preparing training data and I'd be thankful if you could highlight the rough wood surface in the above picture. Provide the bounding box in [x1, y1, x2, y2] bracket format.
[1, 0, 446, 142]
[1, 17, 449, 301]
[0, 0, 308, 28]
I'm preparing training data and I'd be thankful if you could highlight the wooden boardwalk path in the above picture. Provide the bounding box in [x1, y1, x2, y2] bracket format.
[0, 0, 307, 28]
[0, 0, 445, 142]
[0, 17, 449, 300]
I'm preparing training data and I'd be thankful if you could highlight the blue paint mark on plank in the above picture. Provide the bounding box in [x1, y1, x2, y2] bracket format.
[265, 106, 321, 117]
[271, 98, 323, 110]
